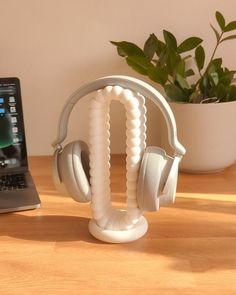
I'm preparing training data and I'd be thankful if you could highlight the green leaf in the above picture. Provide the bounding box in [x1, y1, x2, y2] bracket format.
[185, 69, 195, 77]
[210, 24, 221, 41]
[220, 35, 236, 42]
[189, 92, 203, 103]
[177, 37, 203, 53]
[216, 11, 225, 31]
[199, 75, 210, 97]
[165, 48, 181, 75]
[209, 72, 219, 86]
[225, 21, 236, 32]
[212, 58, 223, 67]
[219, 70, 236, 85]
[144, 34, 158, 61]
[228, 85, 236, 101]
[163, 30, 177, 50]
[148, 66, 168, 85]
[156, 40, 166, 56]
[195, 45, 205, 71]
[208, 58, 222, 73]
[176, 73, 190, 89]
[126, 55, 152, 75]
[175, 60, 185, 77]
[110, 41, 144, 57]
[215, 83, 227, 100]
[164, 84, 187, 102]
[157, 48, 168, 66]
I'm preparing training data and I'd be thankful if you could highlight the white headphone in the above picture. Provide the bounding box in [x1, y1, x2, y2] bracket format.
[52, 75, 185, 243]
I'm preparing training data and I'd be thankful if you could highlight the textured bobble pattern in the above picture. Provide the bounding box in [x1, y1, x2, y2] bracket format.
[89, 86, 147, 230]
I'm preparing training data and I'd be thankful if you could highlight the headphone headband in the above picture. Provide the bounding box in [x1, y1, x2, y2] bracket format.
[52, 75, 186, 156]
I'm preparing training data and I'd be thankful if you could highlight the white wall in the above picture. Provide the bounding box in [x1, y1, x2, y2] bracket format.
[0, 0, 235, 155]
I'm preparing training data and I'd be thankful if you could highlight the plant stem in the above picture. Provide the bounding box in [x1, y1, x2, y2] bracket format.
[194, 31, 224, 91]
[204, 31, 223, 74]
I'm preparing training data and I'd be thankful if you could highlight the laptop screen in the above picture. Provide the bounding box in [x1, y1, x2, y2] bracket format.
[0, 78, 28, 170]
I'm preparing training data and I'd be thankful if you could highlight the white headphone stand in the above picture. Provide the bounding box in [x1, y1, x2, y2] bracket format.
[88, 86, 148, 243]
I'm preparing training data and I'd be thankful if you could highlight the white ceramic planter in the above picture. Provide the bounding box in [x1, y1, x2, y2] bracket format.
[162, 101, 236, 173]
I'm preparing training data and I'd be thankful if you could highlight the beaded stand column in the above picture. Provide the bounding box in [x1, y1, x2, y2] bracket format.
[88, 86, 148, 243]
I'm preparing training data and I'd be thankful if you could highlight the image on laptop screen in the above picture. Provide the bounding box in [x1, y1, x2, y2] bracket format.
[0, 78, 27, 170]
[0, 77, 40, 213]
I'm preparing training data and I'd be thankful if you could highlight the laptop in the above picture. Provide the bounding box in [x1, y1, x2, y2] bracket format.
[0, 77, 41, 213]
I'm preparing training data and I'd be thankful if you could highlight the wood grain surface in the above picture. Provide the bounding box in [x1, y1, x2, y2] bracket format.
[0, 155, 235, 295]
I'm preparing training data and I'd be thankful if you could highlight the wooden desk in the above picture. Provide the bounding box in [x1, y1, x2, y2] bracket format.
[0, 156, 236, 295]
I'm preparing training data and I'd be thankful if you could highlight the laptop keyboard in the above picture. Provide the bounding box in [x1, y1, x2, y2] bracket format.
[0, 173, 27, 191]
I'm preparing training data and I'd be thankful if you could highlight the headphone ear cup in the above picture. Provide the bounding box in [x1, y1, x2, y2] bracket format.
[137, 146, 174, 211]
[52, 148, 69, 196]
[57, 140, 91, 203]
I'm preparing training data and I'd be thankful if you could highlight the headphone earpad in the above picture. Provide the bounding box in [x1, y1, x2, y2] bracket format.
[58, 141, 91, 202]
[137, 146, 174, 211]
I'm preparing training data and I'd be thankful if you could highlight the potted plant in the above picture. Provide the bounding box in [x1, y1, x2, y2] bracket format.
[111, 11, 236, 172]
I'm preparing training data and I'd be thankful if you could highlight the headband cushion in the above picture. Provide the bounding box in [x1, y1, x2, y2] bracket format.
[59, 141, 91, 202]
[137, 146, 174, 211]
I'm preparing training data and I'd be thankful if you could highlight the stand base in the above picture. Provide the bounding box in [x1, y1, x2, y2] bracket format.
[88, 216, 148, 243]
